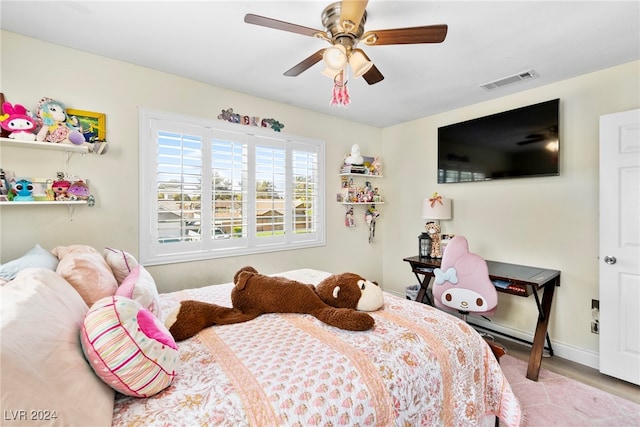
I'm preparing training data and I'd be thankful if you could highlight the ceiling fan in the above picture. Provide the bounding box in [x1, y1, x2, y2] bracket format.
[244, 0, 448, 85]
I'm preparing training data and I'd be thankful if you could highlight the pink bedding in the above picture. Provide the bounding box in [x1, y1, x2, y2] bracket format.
[113, 269, 522, 426]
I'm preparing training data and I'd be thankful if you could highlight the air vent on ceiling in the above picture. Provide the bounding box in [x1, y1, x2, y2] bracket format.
[480, 69, 539, 91]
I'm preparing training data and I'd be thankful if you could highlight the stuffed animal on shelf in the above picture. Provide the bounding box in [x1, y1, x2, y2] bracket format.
[165, 266, 385, 341]
[12, 179, 34, 201]
[68, 180, 90, 200]
[370, 156, 382, 175]
[0, 102, 38, 141]
[51, 179, 71, 201]
[35, 97, 85, 145]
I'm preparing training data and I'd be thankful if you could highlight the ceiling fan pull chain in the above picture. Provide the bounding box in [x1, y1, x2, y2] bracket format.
[331, 70, 350, 107]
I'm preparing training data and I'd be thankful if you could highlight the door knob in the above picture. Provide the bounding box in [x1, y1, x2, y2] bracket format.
[604, 256, 617, 265]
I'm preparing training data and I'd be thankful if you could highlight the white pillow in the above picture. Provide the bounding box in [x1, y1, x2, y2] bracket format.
[1, 268, 115, 426]
[116, 265, 162, 317]
[103, 247, 139, 284]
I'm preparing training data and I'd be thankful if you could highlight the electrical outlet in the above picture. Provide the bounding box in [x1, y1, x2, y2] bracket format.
[591, 299, 599, 334]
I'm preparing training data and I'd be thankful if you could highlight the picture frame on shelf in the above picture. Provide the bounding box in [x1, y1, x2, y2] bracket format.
[29, 177, 54, 201]
[66, 109, 106, 142]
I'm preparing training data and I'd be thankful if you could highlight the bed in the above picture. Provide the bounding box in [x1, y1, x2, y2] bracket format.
[1, 245, 522, 427]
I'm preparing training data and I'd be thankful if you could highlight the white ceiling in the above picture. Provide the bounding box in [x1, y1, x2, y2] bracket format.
[1, 1, 639, 128]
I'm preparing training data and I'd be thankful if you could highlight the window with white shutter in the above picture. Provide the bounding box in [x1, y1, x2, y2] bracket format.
[139, 109, 325, 265]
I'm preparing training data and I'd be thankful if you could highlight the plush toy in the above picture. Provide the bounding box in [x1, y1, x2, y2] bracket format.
[68, 180, 90, 200]
[35, 97, 85, 145]
[370, 156, 382, 175]
[51, 179, 71, 201]
[0, 102, 37, 141]
[425, 221, 443, 258]
[165, 266, 384, 341]
[12, 179, 34, 201]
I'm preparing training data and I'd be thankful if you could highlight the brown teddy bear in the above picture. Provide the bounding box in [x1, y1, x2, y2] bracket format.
[165, 266, 384, 341]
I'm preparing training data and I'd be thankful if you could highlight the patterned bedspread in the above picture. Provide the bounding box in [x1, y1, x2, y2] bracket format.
[113, 269, 522, 426]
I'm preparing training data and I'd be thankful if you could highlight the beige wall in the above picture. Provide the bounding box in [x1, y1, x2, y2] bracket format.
[2, 30, 639, 366]
[0, 31, 384, 288]
[381, 60, 640, 365]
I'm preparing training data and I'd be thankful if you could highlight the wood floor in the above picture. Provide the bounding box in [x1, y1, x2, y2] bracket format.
[501, 338, 640, 404]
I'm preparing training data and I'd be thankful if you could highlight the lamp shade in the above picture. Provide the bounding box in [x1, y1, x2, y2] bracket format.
[323, 44, 348, 71]
[349, 50, 373, 78]
[321, 67, 342, 78]
[421, 195, 452, 220]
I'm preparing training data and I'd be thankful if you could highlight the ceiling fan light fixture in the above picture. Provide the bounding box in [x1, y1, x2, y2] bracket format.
[323, 44, 348, 71]
[321, 67, 342, 78]
[349, 50, 373, 78]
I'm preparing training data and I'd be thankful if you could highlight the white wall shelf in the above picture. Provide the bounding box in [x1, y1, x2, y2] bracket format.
[0, 200, 88, 206]
[338, 170, 384, 205]
[339, 173, 383, 178]
[339, 202, 385, 205]
[0, 199, 93, 221]
[0, 137, 88, 154]
[1, 137, 94, 220]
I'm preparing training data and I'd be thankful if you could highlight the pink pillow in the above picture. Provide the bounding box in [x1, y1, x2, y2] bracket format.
[52, 245, 117, 306]
[81, 296, 179, 397]
[103, 247, 139, 284]
[116, 265, 161, 317]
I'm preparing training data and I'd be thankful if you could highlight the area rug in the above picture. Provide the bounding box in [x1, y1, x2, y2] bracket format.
[500, 355, 640, 426]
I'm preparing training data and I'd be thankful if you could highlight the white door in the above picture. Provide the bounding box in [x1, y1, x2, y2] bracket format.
[599, 108, 640, 385]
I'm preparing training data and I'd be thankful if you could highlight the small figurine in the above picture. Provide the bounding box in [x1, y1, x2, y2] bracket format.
[344, 144, 363, 165]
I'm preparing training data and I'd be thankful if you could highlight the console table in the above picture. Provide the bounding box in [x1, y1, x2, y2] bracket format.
[403, 255, 560, 381]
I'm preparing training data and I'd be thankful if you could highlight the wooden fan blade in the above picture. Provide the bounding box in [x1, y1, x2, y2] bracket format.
[362, 65, 384, 85]
[363, 24, 448, 45]
[353, 49, 384, 85]
[340, 0, 368, 29]
[244, 13, 323, 37]
[284, 49, 326, 76]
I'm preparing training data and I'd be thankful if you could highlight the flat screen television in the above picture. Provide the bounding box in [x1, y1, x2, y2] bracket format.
[437, 99, 560, 183]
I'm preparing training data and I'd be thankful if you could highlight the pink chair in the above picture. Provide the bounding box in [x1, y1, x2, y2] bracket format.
[434, 236, 505, 427]
[432, 235, 498, 321]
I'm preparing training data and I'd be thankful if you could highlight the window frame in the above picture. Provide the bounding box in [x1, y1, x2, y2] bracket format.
[139, 108, 325, 266]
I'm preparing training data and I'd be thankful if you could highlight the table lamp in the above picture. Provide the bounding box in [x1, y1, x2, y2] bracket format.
[421, 192, 452, 258]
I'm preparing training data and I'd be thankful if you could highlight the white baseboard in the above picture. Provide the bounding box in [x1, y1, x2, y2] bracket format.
[387, 290, 600, 370]
[469, 317, 600, 370]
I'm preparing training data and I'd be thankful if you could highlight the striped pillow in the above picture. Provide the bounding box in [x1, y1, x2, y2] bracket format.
[80, 296, 179, 397]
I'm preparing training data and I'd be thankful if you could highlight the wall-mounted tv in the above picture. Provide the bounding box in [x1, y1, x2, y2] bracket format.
[437, 99, 560, 183]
